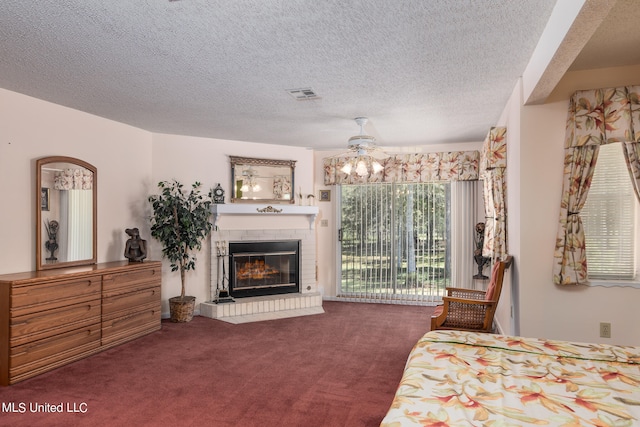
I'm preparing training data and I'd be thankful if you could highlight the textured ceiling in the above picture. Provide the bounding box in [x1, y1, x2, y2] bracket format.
[0, 0, 637, 150]
[569, 0, 640, 71]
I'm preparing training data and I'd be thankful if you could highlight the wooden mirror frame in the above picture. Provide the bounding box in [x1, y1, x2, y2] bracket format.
[230, 156, 296, 204]
[36, 156, 97, 271]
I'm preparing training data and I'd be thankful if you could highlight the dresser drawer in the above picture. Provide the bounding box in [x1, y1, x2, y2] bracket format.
[10, 300, 101, 346]
[102, 301, 161, 346]
[102, 285, 161, 316]
[10, 324, 101, 378]
[102, 265, 161, 293]
[11, 276, 101, 314]
[1, 261, 162, 386]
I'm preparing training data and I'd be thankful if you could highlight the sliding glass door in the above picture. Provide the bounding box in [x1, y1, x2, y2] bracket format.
[339, 182, 451, 303]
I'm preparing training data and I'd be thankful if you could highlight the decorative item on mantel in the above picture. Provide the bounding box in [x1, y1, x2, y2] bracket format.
[44, 219, 59, 261]
[213, 240, 234, 304]
[212, 183, 225, 204]
[473, 222, 490, 279]
[257, 205, 282, 213]
[148, 180, 214, 322]
[124, 227, 147, 262]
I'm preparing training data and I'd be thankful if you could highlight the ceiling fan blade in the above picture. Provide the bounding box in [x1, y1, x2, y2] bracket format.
[369, 149, 389, 160]
[322, 117, 391, 159]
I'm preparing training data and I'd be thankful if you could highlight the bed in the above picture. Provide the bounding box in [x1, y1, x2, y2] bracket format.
[381, 330, 640, 426]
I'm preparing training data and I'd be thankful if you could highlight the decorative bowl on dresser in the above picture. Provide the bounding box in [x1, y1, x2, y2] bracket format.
[0, 260, 161, 386]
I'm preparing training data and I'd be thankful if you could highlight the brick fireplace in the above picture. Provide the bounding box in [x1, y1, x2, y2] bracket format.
[200, 204, 322, 323]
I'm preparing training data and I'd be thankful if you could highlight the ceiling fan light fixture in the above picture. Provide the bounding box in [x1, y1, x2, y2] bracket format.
[340, 162, 353, 174]
[355, 158, 369, 176]
[331, 116, 388, 178]
[372, 159, 384, 173]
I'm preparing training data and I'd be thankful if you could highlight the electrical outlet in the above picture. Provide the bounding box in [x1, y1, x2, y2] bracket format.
[600, 322, 611, 338]
[320, 219, 329, 227]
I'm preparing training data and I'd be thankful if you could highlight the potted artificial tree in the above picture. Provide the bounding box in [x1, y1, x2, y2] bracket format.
[148, 180, 213, 322]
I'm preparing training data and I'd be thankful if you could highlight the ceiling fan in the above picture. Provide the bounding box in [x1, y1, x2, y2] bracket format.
[345, 117, 387, 159]
[337, 117, 388, 176]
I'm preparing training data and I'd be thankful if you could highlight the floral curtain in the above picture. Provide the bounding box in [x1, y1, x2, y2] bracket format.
[479, 127, 507, 260]
[323, 150, 479, 185]
[553, 85, 640, 285]
[54, 168, 93, 190]
[624, 142, 640, 200]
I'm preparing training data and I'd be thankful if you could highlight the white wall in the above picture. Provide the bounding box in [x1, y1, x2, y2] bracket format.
[150, 133, 314, 315]
[511, 65, 640, 346]
[313, 149, 339, 298]
[0, 88, 153, 274]
[0, 88, 315, 319]
[493, 79, 523, 337]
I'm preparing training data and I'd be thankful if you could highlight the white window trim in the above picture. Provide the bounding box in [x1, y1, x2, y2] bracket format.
[586, 279, 640, 289]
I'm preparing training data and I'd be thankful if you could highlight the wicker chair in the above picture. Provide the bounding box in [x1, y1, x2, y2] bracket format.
[431, 255, 513, 333]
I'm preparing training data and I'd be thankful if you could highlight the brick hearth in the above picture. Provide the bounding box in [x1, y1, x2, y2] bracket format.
[200, 204, 323, 323]
[200, 292, 323, 324]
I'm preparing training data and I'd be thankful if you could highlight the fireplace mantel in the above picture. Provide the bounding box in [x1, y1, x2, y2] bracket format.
[211, 204, 319, 229]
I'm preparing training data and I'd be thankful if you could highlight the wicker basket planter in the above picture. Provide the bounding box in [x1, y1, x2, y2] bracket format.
[169, 296, 196, 323]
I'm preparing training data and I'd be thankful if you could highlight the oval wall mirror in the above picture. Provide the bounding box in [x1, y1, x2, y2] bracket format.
[36, 156, 97, 270]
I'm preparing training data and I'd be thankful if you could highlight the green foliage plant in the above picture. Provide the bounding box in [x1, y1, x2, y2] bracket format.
[148, 180, 213, 300]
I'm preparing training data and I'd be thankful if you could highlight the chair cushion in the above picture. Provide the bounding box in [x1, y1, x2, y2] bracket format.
[433, 305, 443, 317]
[484, 261, 502, 301]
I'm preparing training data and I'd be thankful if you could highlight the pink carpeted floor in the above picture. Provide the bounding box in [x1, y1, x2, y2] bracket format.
[0, 301, 434, 427]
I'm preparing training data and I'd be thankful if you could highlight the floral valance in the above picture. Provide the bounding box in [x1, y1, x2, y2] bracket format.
[565, 85, 640, 148]
[480, 127, 507, 175]
[323, 150, 479, 185]
[553, 85, 640, 285]
[54, 168, 93, 190]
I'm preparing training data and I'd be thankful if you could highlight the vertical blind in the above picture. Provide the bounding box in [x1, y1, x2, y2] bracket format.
[450, 181, 482, 288]
[581, 143, 636, 280]
[338, 183, 451, 304]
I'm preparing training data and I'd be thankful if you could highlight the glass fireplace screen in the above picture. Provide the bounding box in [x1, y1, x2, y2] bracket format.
[229, 240, 300, 297]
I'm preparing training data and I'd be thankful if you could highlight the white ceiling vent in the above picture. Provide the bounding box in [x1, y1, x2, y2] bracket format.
[286, 87, 320, 100]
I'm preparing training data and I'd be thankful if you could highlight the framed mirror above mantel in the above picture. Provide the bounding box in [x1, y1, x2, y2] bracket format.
[230, 156, 296, 204]
[36, 156, 97, 271]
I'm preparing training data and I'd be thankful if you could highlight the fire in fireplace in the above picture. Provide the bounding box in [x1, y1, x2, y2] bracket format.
[229, 240, 300, 298]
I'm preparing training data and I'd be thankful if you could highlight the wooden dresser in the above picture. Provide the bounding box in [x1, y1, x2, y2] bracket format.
[0, 260, 161, 386]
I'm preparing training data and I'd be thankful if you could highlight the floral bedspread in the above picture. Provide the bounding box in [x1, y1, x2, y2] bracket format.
[381, 330, 640, 427]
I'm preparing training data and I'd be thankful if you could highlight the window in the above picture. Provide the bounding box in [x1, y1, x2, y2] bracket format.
[581, 143, 637, 281]
[338, 183, 451, 303]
